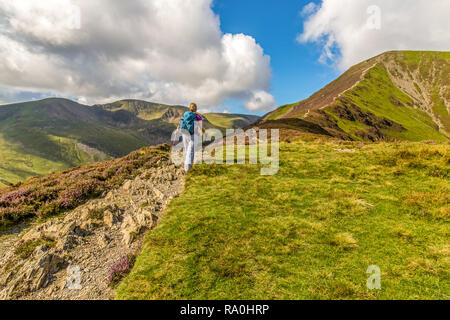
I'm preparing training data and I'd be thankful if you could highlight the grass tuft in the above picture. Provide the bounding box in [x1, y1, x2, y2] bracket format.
[330, 233, 358, 250]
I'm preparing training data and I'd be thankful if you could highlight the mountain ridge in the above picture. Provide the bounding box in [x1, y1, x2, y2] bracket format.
[260, 51, 450, 142]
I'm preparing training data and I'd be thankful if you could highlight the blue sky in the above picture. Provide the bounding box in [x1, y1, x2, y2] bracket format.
[213, 0, 338, 115]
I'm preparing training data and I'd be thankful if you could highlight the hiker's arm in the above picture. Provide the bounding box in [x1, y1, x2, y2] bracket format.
[195, 114, 206, 133]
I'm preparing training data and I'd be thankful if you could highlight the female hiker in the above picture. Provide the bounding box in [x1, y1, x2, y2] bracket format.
[177, 103, 203, 172]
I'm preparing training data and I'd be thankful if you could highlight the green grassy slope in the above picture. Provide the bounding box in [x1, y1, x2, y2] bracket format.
[204, 113, 260, 131]
[262, 51, 449, 142]
[0, 133, 99, 188]
[117, 139, 449, 300]
[0, 98, 153, 187]
[264, 103, 297, 121]
[0, 134, 70, 188]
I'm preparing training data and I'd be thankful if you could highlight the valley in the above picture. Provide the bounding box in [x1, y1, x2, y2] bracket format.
[0, 98, 259, 188]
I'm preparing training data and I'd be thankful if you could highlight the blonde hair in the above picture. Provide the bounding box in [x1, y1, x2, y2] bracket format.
[190, 103, 197, 112]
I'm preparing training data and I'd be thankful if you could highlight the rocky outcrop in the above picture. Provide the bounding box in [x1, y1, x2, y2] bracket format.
[161, 108, 185, 123]
[0, 160, 184, 300]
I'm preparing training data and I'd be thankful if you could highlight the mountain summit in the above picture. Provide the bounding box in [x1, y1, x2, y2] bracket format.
[259, 51, 449, 142]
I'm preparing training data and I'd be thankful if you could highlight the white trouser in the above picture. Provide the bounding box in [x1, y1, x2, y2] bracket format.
[182, 133, 195, 172]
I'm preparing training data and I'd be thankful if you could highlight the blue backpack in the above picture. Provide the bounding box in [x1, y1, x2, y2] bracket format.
[180, 111, 197, 134]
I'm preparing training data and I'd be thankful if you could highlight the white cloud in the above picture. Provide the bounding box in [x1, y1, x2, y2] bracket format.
[298, 0, 450, 70]
[300, 2, 317, 17]
[245, 90, 276, 112]
[0, 0, 274, 111]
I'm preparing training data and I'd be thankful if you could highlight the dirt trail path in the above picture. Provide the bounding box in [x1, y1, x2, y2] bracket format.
[0, 160, 184, 300]
[322, 59, 380, 109]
